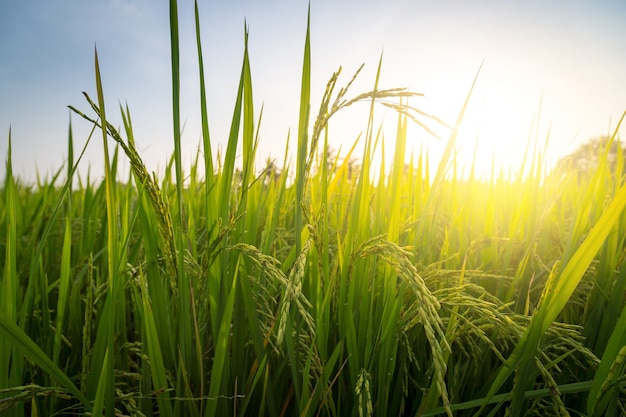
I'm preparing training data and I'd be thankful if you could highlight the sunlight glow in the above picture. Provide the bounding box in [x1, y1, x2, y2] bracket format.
[422, 70, 545, 179]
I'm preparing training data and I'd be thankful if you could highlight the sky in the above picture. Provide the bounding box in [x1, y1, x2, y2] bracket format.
[1, 0, 625, 182]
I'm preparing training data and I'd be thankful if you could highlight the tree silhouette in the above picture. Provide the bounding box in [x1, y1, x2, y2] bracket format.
[553, 136, 624, 180]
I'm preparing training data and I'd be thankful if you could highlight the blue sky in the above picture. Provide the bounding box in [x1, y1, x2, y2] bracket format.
[1, 0, 625, 181]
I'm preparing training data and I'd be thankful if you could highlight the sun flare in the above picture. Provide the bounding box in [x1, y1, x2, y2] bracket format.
[423, 72, 544, 178]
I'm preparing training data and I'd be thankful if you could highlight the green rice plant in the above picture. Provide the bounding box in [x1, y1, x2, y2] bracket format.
[1, 132, 22, 416]
[1, 142, 79, 415]
[475, 117, 626, 417]
[2, 1, 626, 416]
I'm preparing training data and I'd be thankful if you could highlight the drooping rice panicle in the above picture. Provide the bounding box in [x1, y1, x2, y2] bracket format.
[2, 2, 626, 416]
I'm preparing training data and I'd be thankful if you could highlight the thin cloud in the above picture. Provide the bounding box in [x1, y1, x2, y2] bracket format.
[108, 0, 142, 17]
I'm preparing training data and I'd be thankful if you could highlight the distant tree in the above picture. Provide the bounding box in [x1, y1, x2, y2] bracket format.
[553, 136, 624, 180]
[260, 157, 281, 186]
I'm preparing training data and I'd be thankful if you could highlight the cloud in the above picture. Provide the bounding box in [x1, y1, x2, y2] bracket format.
[108, 0, 142, 17]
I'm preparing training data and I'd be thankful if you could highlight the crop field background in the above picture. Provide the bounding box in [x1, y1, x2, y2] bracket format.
[1, 1, 626, 416]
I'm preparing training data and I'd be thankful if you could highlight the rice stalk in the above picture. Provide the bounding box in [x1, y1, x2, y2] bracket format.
[357, 237, 451, 416]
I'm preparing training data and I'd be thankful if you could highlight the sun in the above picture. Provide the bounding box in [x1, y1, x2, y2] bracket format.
[421, 71, 544, 179]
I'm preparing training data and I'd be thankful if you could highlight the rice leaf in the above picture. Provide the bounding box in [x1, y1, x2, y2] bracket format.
[0, 313, 92, 411]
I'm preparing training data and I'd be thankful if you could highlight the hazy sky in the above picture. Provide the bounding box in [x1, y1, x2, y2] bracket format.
[1, 0, 625, 181]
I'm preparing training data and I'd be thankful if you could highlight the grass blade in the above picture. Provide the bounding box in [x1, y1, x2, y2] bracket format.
[295, 5, 311, 254]
[588, 305, 626, 416]
[0, 313, 92, 411]
[476, 173, 626, 416]
[168, 1, 193, 389]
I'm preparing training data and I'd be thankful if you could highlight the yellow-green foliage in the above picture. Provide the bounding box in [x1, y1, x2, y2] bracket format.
[1, 1, 625, 416]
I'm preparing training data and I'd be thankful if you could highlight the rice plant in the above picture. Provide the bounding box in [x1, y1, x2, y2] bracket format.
[1, 1, 625, 416]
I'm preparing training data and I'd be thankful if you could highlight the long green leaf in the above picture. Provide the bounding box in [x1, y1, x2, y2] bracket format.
[204, 256, 239, 417]
[91, 46, 118, 417]
[1, 130, 18, 397]
[477, 178, 626, 416]
[139, 268, 174, 417]
[169, 0, 192, 386]
[0, 313, 92, 411]
[588, 291, 626, 415]
[295, 5, 311, 254]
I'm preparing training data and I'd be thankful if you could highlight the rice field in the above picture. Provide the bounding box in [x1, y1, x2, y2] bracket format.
[1, 1, 626, 416]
